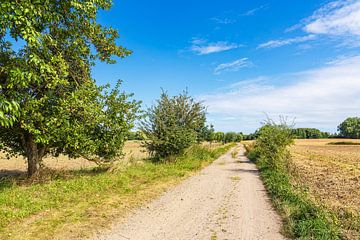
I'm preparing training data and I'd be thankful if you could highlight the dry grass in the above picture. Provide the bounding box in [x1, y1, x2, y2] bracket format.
[290, 139, 360, 239]
[0, 141, 148, 176]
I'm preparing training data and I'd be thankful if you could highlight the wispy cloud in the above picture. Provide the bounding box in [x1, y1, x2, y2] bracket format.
[258, 35, 316, 49]
[210, 17, 236, 25]
[214, 58, 253, 75]
[200, 55, 360, 133]
[190, 39, 240, 55]
[241, 4, 269, 16]
[304, 0, 360, 36]
[260, 0, 360, 49]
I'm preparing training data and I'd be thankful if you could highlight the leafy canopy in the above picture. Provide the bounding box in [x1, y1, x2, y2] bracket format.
[338, 117, 360, 139]
[141, 91, 206, 159]
[0, 0, 138, 174]
[249, 118, 294, 169]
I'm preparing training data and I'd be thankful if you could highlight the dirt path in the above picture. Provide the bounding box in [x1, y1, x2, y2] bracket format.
[93, 145, 285, 240]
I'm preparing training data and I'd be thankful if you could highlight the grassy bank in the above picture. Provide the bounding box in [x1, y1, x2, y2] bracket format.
[244, 128, 341, 240]
[245, 143, 340, 239]
[0, 143, 234, 240]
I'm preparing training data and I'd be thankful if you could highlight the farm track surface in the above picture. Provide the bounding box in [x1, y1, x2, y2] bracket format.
[93, 145, 284, 240]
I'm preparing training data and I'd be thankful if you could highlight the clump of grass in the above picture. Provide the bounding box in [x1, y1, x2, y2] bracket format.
[0, 143, 234, 240]
[247, 121, 340, 239]
[231, 150, 238, 158]
[327, 141, 360, 145]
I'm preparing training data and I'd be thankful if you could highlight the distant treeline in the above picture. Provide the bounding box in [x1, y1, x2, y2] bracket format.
[128, 127, 243, 144]
[129, 117, 360, 142]
[244, 128, 334, 140]
[243, 117, 360, 140]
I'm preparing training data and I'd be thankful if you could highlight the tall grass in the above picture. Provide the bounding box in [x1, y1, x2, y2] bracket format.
[0, 143, 234, 240]
[246, 122, 340, 239]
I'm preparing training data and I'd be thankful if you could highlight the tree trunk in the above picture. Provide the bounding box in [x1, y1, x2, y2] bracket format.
[23, 133, 41, 177]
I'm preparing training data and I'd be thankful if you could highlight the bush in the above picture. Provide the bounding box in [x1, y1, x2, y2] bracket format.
[252, 121, 294, 169]
[248, 119, 340, 239]
[140, 91, 206, 159]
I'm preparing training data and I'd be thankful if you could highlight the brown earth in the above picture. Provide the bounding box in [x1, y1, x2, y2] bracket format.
[291, 139, 360, 239]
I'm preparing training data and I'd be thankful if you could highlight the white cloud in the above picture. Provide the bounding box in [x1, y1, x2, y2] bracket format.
[190, 39, 239, 55]
[241, 4, 268, 16]
[258, 35, 316, 49]
[210, 17, 236, 24]
[200, 55, 360, 133]
[260, 0, 360, 49]
[304, 0, 360, 36]
[214, 58, 253, 75]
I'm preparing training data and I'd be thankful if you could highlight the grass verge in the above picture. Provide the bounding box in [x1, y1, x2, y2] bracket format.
[244, 143, 341, 240]
[0, 143, 234, 240]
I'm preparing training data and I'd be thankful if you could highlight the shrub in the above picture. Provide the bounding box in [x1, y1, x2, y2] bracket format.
[252, 121, 294, 169]
[140, 91, 206, 159]
[248, 119, 340, 239]
[197, 124, 215, 142]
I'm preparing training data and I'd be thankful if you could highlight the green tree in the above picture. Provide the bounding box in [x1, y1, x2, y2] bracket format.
[0, 0, 139, 176]
[235, 132, 244, 142]
[141, 91, 206, 159]
[214, 132, 225, 143]
[224, 132, 237, 143]
[338, 117, 360, 139]
[198, 124, 215, 142]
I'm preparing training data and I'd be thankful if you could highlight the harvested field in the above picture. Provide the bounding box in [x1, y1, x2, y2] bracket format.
[291, 139, 360, 239]
[0, 141, 148, 176]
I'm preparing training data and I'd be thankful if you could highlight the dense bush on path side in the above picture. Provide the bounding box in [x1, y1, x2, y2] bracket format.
[246, 120, 340, 239]
[140, 91, 207, 160]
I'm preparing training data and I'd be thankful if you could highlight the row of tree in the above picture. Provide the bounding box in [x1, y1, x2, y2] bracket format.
[291, 128, 332, 139]
[243, 118, 360, 140]
[129, 124, 243, 144]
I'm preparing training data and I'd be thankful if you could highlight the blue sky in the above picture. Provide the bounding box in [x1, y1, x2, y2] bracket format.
[93, 0, 360, 133]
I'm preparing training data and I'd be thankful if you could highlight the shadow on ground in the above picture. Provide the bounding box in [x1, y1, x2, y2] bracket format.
[0, 166, 109, 190]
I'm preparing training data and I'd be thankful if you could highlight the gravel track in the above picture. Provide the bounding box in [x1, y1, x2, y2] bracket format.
[93, 144, 285, 240]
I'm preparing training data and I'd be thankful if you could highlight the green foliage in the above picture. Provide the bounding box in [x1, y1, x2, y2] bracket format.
[141, 91, 206, 159]
[127, 131, 146, 141]
[247, 120, 340, 239]
[224, 132, 243, 143]
[0, 0, 137, 176]
[338, 117, 360, 139]
[0, 144, 233, 238]
[259, 167, 340, 239]
[198, 124, 215, 142]
[213, 131, 225, 143]
[292, 128, 330, 139]
[212, 131, 243, 143]
[224, 132, 236, 143]
[250, 122, 294, 169]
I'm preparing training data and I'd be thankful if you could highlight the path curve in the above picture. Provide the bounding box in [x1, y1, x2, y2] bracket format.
[93, 144, 285, 240]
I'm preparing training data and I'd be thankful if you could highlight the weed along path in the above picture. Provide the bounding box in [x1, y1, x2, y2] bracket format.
[93, 145, 285, 240]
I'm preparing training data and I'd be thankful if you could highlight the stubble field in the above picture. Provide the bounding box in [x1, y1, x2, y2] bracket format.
[290, 139, 360, 239]
[0, 141, 148, 176]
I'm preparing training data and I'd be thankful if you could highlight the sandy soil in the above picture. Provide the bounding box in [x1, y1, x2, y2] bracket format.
[93, 144, 285, 240]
